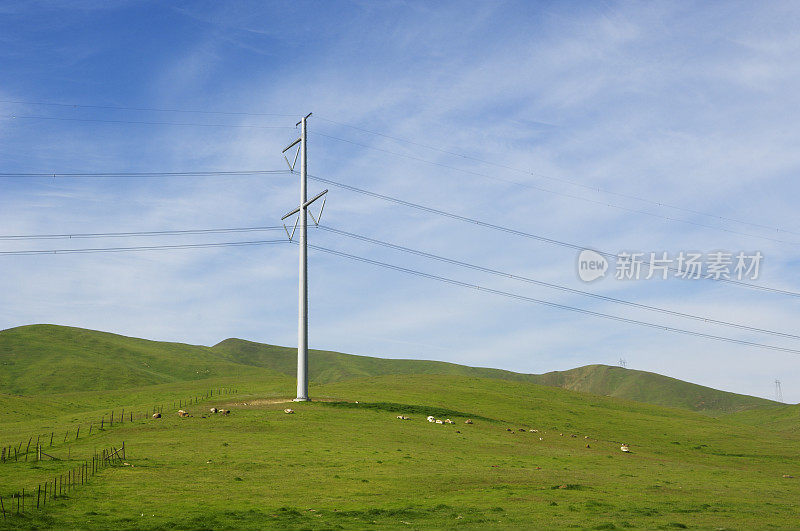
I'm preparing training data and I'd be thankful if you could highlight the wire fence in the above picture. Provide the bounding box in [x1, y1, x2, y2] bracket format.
[0, 387, 236, 464]
[0, 443, 126, 518]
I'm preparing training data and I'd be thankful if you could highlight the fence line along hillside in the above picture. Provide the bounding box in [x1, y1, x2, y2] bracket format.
[0, 387, 236, 464]
[0, 443, 126, 519]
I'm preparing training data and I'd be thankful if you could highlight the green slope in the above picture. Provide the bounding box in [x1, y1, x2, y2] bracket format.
[0, 325, 798, 528]
[0, 324, 273, 394]
[212, 337, 778, 415]
[530, 364, 775, 414]
[724, 402, 800, 433]
[211, 338, 530, 384]
[0, 325, 780, 416]
[0, 373, 798, 529]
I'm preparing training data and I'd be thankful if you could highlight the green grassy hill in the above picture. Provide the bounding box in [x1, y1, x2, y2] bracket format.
[1, 325, 781, 416]
[0, 372, 798, 529]
[0, 325, 275, 395]
[212, 337, 778, 415]
[529, 364, 776, 414]
[0, 324, 798, 529]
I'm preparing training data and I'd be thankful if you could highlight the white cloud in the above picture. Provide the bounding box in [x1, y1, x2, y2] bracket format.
[2, 1, 799, 402]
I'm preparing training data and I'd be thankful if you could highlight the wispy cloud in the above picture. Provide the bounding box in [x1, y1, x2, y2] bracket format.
[1, 1, 799, 402]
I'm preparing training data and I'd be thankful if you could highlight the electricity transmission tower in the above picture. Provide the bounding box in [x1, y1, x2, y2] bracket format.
[618, 357, 627, 369]
[775, 379, 783, 403]
[281, 113, 327, 402]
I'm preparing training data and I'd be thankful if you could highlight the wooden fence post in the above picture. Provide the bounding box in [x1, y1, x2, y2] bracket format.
[0, 494, 4, 518]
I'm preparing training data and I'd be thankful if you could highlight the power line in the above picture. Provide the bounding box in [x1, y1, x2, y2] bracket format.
[5, 115, 297, 130]
[0, 239, 288, 256]
[0, 170, 290, 178]
[8, 218, 795, 342]
[311, 132, 800, 246]
[308, 174, 800, 298]
[3, 97, 793, 237]
[0, 226, 290, 241]
[306, 242, 800, 356]
[315, 117, 800, 238]
[0, 99, 300, 117]
[318, 225, 800, 341]
[5, 166, 795, 296]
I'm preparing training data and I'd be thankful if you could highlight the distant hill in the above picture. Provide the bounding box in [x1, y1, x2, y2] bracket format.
[212, 338, 777, 415]
[527, 364, 776, 414]
[0, 324, 779, 415]
[0, 324, 275, 394]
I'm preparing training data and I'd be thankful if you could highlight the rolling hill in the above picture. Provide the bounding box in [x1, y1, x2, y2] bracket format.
[0, 324, 782, 416]
[0, 324, 798, 529]
[211, 337, 778, 415]
[0, 324, 276, 395]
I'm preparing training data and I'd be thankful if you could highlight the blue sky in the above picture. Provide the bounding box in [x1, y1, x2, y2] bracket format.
[1, 1, 799, 402]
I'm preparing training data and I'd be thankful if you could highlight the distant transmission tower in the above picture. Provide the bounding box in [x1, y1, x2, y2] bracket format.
[619, 358, 627, 368]
[775, 379, 783, 403]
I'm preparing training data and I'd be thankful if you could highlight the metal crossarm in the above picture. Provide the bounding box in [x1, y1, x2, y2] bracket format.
[278, 112, 327, 402]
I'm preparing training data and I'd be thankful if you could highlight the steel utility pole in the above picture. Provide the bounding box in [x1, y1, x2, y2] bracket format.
[281, 113, 327, 402]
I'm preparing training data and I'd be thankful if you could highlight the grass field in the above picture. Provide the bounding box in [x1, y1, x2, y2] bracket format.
[1, 325, 798, 529]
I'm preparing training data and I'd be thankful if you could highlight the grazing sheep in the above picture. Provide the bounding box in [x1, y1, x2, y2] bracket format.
[584, 435, 590, 439]
[586, 444, 591, 448]
[427, 416, 436, 423]
[465, 419, 473, 424]
[219, 409, 230, 415]
[152, 412, 161, 419]
[519, 428, 526, 432]
[284, 408, 294, 414]
[506, 428, 513, 432]
[210, 407, 218, 414]
[444, 419, 454, 424]
[538, 437, 543, 441]
[396, 415, 409, 420]
[177, 410, 189, 418]
[530, 429, 538, 433]
[620, 444, 630, 453]
[435, 419, 444, 424]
